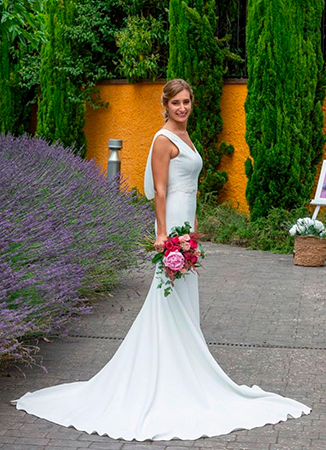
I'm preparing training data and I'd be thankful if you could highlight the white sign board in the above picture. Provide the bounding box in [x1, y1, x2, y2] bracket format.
[310, 160, 326, 219]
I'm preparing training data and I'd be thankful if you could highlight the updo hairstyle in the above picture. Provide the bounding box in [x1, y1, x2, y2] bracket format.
[161, 79, 194, 122]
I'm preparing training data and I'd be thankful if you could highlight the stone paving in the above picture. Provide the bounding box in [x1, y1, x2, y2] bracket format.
[1, 243, 326, 450]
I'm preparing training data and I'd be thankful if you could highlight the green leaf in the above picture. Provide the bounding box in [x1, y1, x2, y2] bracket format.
[151, 252, 163, 264]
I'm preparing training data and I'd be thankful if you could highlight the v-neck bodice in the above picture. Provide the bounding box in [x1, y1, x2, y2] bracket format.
[144, 129, 203, 205]
[162, 129, 197, 154]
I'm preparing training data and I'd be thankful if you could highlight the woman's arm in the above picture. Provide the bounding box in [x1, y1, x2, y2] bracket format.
[195, 215, 198, 232]
[151, 135, 175, 250]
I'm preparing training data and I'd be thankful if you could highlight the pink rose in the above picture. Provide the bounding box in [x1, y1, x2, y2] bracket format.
[189, 239, 198, 249]
[164, 250, 170, 256]
[180, 242, 191, 251]
[163, 251, 185, 271]
[191, 256, 198, 264]
[179, 234, 190, 243]
[184, 253, 192, 261]
[172, 236, 179, 244]
[195, 249, 201, 257]
[172, 245, 179, 252]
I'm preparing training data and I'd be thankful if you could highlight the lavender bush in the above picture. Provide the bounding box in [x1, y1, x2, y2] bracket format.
[0, 134, 154, 365]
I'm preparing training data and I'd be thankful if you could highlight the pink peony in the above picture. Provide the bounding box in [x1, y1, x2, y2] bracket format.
[163, 251, 185, 271]
[179, 234, 190, 243]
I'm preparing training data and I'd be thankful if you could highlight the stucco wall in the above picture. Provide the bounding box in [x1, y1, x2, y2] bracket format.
[85, 81, 165, 191]
[216, 82, 249, 211]
[85, 81, 326, 212]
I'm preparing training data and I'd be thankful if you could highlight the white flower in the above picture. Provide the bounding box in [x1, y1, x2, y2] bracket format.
[302, 218, 314, 227]
[296, 221, 307, 234]
[314, 220, 325, 232]
[289, 225, 297, 236]
[289, 217, 326, 237]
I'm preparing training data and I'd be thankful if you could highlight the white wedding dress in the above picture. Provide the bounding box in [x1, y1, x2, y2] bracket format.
[13, 129, 311, 441]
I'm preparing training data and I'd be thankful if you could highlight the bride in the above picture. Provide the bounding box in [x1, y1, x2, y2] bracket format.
[13, 79, 311, 441]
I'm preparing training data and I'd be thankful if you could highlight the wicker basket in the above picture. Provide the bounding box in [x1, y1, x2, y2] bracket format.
[293, 235, 326, 267]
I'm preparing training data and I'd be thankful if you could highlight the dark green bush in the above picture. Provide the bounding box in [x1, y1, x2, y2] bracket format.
[0, 0, 44, 135]
[197, 198, 310, 254]
[115, 15, 167, 82]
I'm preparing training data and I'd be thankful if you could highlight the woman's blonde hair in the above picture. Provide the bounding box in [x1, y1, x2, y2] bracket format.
[161, 79, 194, 121]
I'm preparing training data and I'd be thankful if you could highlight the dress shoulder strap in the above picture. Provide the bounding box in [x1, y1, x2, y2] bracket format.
[144, 129, 181, 200]
[156, 128, 179, 142]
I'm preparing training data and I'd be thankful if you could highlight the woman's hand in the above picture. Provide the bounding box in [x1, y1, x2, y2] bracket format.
[154, 234, 167, 252]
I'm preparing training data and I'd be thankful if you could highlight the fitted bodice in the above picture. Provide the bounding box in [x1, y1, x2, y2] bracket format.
[144, 129, 203, 199]
[144, 129, 203, 233]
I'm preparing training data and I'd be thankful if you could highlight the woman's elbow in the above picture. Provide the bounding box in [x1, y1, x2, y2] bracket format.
[154, 187, 167, 199]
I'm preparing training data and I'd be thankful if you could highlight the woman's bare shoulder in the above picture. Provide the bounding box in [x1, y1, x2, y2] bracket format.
[153, 134, 174, 152]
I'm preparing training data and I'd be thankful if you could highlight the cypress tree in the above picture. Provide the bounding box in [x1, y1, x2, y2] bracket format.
[37, 0, 86, 155]
[168, 0, 234, 199]
[167, 0, 191, 81]
[245, 0, 326, 220]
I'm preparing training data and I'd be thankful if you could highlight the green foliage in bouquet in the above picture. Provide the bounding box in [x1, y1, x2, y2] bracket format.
[167, 0, 234, 200]
[152, 221, 205, 297]
[245, 0, 326, 220]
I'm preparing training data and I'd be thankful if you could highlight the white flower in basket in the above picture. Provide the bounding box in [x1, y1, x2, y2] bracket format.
[290, 217, 326, 267]
[289, 217, 326, 238]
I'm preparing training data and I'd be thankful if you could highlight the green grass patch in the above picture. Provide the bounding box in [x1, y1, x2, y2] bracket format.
[197, 197, 312, 254]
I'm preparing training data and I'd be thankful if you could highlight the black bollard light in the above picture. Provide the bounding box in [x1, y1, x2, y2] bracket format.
[107, 139, 123, 178]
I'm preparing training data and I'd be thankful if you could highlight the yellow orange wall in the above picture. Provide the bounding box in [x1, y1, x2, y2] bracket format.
[85, 81, 165, 190]
[216, 82, 249, 211]
[85, 81, 326, 212]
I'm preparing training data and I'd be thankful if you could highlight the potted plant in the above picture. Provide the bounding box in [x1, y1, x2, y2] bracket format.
[289, 217, 326, 266]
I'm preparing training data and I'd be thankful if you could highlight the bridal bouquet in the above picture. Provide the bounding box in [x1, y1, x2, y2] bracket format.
[289, 217, 326, 237]
[152, 221, 205, 297]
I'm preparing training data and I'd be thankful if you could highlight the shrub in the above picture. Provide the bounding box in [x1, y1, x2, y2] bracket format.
[0, 134, 154, 365]
[115, 15, 167, 82]
[0, 0, 44, 135]
[197, 198, 309, 254]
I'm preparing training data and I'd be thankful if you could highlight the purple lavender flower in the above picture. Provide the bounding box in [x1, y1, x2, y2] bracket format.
[0, 134, 154, 366]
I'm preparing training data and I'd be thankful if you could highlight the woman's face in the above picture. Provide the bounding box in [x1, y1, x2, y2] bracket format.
[166, 89, 192, 123]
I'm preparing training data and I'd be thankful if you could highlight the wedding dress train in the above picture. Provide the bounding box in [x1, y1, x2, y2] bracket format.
[14, 129, 311, 441]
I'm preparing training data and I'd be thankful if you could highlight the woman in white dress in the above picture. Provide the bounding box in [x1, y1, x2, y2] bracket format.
[13, 79, 311, 441]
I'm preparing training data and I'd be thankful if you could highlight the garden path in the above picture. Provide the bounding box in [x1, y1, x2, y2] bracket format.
[1, 242, 326, 450]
